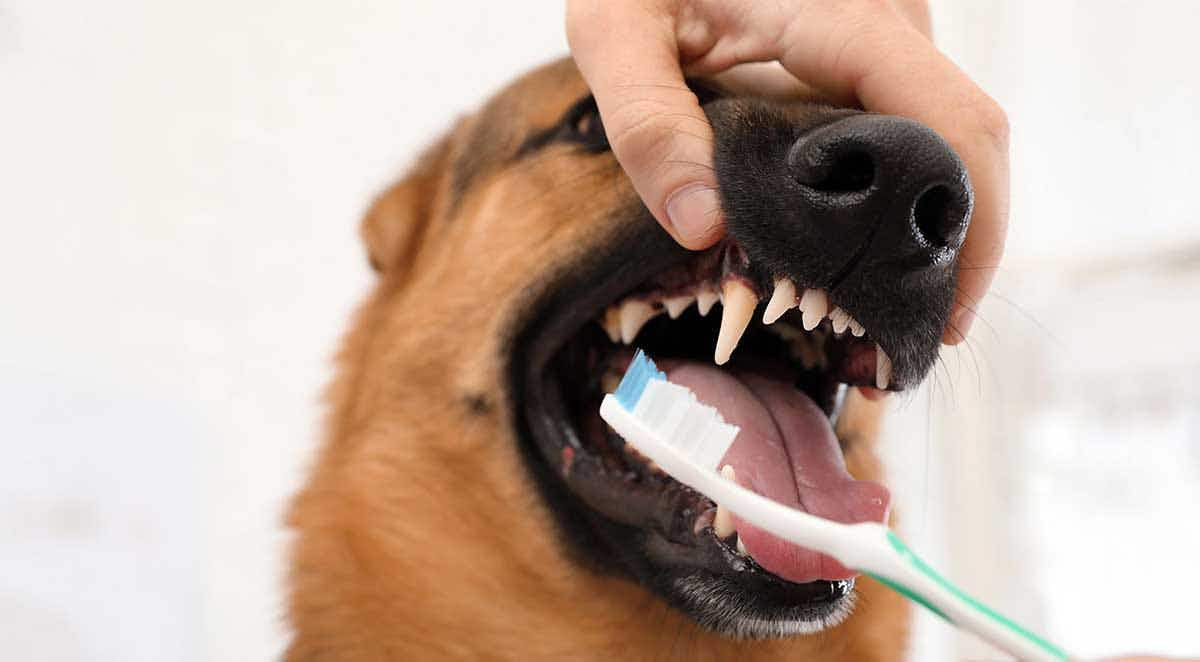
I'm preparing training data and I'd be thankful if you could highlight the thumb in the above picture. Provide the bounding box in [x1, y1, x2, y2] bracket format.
[567, 1, 725, 249]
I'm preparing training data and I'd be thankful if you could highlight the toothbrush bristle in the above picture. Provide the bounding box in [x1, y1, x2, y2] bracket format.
[610, 349, 739, 472]
[614, 349, 666, 410]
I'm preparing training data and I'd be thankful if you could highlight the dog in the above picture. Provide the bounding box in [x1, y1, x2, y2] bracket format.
[286, 57, 972, 660]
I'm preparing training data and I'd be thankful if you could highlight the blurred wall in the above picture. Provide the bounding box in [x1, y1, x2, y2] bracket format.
[1, 1, 1196, 660]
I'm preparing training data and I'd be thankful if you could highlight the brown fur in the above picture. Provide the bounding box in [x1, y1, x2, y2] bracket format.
[287, 59, 908, 661]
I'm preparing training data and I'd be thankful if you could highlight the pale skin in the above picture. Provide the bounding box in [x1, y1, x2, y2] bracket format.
[567, 2, 1191, 659]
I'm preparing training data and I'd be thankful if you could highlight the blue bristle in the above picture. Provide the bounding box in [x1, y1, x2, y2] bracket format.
[614, 349, 666, 410]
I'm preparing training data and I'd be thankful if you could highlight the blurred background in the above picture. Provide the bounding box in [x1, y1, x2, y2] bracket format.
[1, 1, 1197, 659]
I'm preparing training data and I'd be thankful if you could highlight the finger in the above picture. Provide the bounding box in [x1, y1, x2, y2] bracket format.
[767, 9, 1009, 344]
[706, 62, 818, 102]
[567, 0, 725, 250]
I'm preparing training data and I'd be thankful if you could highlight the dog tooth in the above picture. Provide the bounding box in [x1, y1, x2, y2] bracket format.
[713, 505, 735, 539]
[762, 278, 797, 325]
[798, 288, 828, 331]
[600, 369, 622, 394]
[736, 535, 749, 556]
[849, 317, 866, 337]
[696, 288, 720, 317]
[829, 307, 851, 334]
[714, 280, 757, 365]
[601, 307, 621, 343]
[876, 345, 893, 390]
[713, 465, 737, 538]
[619, 300, 658, 344]
[663, 295, 694, 320]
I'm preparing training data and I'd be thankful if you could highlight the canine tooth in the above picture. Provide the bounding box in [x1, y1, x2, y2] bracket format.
[829, 307, 851, 334]
[762, 278, 797, 325]
[798, 288, 828, 331]
[736, 535, 749, 556]
[663, 295, 693, 319]
[601, 307, 621, 343]
[714, 280, 757, 365]
[713, 505, 735, 539]
[619, 300, 658, 344]
[849, 317, 866, 337]
[876, 346, 893, 390]
[696, 288, 720, 317]
[713, 465, 737, 538]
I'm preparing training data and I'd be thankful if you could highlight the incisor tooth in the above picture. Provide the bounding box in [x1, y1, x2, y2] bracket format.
[798, 288, 828, 331]
[619, 300, 658, 344]
[663, 295, 693, 319]
[601, 307, 621, 343]
[696, 288, 720, 317]
[714, 280, 757, 365]
[829, 307, 851, 334]
[736, 535, 749, 556]
[876, 346, 893, 390]
[713, 465, 737, 538]
[762, 278, 797, 324]
[849, 317, 866, 337]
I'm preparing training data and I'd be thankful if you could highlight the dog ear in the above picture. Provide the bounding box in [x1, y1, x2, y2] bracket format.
[360, 134, 453, 275]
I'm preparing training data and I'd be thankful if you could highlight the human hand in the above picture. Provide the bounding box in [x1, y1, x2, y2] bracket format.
[566, 0, 1009, 343]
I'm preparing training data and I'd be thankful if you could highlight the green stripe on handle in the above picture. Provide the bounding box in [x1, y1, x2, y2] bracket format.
[866, 530, 1068, 661]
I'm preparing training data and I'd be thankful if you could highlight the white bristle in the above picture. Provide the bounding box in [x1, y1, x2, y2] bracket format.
[630, 379, 738, 472]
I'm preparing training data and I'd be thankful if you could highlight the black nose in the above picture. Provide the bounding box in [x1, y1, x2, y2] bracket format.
[787, 114, 972, 262]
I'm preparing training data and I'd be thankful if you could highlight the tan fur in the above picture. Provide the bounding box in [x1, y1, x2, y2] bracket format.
[286, 59, 909, 661]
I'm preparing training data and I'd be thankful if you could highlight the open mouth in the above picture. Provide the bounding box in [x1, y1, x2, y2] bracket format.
[513, 228, 914, 637]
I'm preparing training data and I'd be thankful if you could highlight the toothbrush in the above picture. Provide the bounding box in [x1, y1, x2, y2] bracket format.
[599, 350, 1069, 662]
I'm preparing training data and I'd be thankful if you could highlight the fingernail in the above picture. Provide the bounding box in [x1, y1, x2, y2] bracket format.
[666, 184, 722, 246]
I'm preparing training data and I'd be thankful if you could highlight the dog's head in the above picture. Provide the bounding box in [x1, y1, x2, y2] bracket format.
[290, 57, 970, 654]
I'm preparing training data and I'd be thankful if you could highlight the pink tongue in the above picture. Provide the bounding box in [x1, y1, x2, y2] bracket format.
[665, 362, 890, 584]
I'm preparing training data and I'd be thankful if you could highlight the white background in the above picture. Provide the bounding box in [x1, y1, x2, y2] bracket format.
[1, 1, 1197, 660]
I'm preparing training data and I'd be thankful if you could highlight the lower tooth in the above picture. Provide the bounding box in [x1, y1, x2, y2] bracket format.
[713, 465, 737, 538]
[714, 505, 735, 539]
[736, 535, 748, 556]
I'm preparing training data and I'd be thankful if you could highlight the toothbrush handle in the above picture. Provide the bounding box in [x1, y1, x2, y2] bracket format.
[863, 529, 1069, 662]
[598, 400, 1069, 661]
[695, 470, 1070, 660]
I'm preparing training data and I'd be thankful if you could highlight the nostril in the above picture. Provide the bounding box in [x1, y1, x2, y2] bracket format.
[794, 149, 875, 193]
[912, 184, 966, 248]
[817, 151, 874, 192]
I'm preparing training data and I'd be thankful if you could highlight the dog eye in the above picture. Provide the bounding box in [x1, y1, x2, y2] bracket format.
[563, 101, 609, 152]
